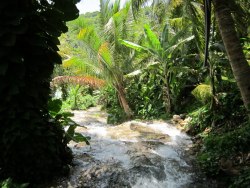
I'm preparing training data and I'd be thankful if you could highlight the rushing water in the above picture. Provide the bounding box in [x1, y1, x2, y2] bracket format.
[54, 107, 215, 188]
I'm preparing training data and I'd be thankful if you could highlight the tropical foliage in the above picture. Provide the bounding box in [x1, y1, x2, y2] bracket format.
[120, 23, 194, 113]
[1, 0, 249, 186]
[54, 0, 250, 186]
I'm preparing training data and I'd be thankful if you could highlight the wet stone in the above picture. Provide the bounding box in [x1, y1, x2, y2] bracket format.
[76, 162, 131, 188]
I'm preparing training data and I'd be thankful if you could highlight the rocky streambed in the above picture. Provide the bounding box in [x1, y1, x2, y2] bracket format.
[52, 107, 215, 188]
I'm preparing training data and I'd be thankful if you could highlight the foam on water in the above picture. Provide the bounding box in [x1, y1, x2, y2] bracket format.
[66, 108, 212, 188]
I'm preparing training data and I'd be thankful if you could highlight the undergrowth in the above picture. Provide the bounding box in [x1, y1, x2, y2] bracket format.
[187, 96, 250, 186]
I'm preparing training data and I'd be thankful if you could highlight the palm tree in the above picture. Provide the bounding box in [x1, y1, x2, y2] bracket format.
[132, 0, 205, 59]
[65, 0, 134, 118]
[132, 0, 250, 117]
[212, 0, 250, 115]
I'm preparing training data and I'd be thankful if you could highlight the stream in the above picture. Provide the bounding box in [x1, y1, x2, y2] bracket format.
[55, 107, 215, 188]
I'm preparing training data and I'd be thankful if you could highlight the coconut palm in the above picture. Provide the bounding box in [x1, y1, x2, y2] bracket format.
[212, 0, 250, 115]
[64, 0, 134, 118]
[132, 0, 250, 117]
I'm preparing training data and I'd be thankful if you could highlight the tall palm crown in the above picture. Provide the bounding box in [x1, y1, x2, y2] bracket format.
[61, 0, 135, 118]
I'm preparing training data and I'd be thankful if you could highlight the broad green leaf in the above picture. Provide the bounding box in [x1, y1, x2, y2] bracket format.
[144, 24, 162, 52]
[66, 124, 77, 138]
[148, 104, 152, 111]
[119, 39, 147, 52]
[48, 99, 62, 115]
[73, 133, 90, 145]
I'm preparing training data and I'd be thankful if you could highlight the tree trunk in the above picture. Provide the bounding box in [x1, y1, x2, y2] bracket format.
[72, 85, 81, 110]
[164, 65, 172, 114]
[116, 84, 133, 119]
[213, 0, 250, 116]
[163, 81, 172, 114]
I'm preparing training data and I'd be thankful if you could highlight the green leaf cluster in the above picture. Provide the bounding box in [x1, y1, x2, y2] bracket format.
[0, 0, 80, 184]
[48, 99, 90, 145]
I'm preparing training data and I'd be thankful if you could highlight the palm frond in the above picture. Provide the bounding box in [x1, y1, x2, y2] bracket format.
[105, 1, 132, 47]
[168, 0, 182, 8]
[131, 0, 150, 18]
[62, 57, 101, 77]
[183, 1, 205, 58]
[51, 76, 106, 89]
[111, 0, 121, 15]
[166, 35, 194, 55]
[98, 42, 113, 67]
[100, 0, 112, 26]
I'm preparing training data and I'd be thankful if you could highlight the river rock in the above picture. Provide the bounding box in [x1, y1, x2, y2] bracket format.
[126, 141, 166, 184]
[172, 115, 182, 122]
[77, 162, 131, 188]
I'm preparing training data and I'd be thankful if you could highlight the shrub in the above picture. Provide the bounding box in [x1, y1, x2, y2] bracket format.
[192, 84, 212, 104]
[59, 85, 99, 111]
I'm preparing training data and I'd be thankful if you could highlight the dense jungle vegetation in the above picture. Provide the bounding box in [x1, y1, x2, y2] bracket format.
[0, 0, 250, 187]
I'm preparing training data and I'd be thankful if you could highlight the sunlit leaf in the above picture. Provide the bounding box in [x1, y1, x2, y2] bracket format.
[119, 39, 147, 52]
[144, 24, 162, 52]
[98, 42, 113, 65]
[78, 28, 89, 39]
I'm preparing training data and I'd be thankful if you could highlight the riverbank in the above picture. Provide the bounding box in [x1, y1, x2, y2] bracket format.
[172, 113, 250, 188]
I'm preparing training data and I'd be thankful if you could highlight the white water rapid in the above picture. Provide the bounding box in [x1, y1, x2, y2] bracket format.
[53, 107, 215, 188]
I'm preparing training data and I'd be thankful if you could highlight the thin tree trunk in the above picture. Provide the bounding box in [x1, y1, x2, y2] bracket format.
[163, 81, 172, 114]
[116, 84, 133, 119]
[164, 65, 172, 114]
[73, 85, 81, 110]
[213, 0, 250, 116]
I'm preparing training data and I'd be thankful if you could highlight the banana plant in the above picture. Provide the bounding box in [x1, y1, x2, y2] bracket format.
[120, 23, 194, 113]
